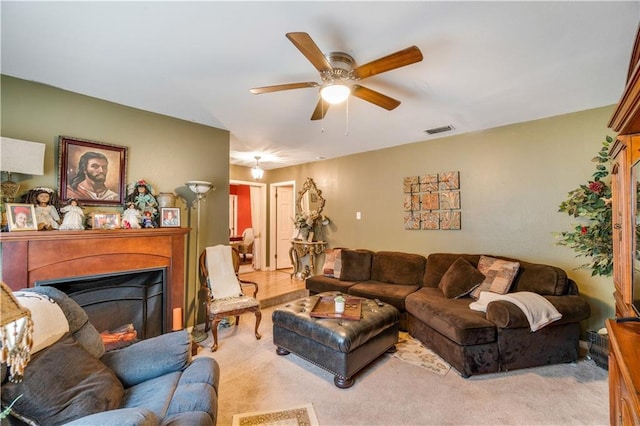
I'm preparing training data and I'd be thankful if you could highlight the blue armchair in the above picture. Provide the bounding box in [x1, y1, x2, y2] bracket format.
[1, 287, 219, 426]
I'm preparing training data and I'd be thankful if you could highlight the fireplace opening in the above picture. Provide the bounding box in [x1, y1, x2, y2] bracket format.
[36, 268, 166, 340]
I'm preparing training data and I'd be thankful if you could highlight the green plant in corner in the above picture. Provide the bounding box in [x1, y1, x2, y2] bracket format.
[556, 136, 614, 277]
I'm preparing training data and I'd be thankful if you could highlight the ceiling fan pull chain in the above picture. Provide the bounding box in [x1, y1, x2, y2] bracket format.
[321, 94, 325, 133]
[345, 97, 349, 136]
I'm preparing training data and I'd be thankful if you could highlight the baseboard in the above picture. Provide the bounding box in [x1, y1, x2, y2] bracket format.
[260, 289, 309, 309]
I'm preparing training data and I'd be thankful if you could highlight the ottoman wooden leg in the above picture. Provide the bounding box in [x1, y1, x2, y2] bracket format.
[334, 375, 354, 389]
[386, 345, 397, 353]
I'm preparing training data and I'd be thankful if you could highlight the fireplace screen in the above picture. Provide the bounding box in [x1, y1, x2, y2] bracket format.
[36, 268, 166, 340]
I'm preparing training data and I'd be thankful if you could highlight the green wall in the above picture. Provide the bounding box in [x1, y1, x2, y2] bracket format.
[1, 75, 230, 324]
[3, 74, 618, 332]
[261, 106, 617, 332]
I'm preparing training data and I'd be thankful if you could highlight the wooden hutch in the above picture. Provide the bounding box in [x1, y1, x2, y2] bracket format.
[607, 23, 640, 426]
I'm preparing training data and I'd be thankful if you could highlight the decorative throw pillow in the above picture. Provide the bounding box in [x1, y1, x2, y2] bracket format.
[470, 255, 520, 299]
[14, 291, 70, 354]
[23, 286, 105, 358]
[438, 257, 486, 298]
[322, 248, 342, 278]
[339, 249, 373, 282]
[0, 334, 124, 425]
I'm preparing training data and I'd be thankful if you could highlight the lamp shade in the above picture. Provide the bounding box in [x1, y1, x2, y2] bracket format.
[185, 180, 215, 195]
[0, 281, 34, 382]
[251, 166, 264, 180]
[1, 137, 46, 175]
[251, 156, 264, 180]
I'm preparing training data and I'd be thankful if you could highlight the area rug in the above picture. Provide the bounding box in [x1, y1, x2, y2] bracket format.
[232, 403, 319, 426]
[388, 331, 451, 375]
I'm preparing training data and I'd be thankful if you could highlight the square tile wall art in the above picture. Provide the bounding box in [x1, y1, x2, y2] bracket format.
[403, 171, 461, 230]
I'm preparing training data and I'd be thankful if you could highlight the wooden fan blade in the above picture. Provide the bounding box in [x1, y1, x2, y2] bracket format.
[351, 85, 401, 110]
[286, 32, 333, 73]
[353, 46, 423, 80]
[250, 82, 319, 94]
[311, 98, 330, 120]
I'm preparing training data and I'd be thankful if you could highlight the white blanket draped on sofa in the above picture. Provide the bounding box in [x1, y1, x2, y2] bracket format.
[469, 291, 562, 332]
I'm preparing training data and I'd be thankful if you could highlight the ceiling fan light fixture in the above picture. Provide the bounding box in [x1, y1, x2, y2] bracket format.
[320, 84, 350, 104]
[251, 156, 264, 180]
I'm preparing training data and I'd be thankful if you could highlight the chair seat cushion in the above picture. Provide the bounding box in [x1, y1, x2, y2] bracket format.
[209, 295, 259, 314]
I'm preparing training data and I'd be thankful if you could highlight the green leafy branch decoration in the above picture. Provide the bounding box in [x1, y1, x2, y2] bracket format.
[556, 136, 613, 276]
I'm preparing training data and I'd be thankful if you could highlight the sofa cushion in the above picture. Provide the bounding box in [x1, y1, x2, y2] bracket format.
[348, 282, 419, 312]
[425, 253, 571, 296]
[1, 334, 124, 425]
[322, 248, 342, 278]
[470, 256, 520, 299]
[339, 249, 374, 282]
[405, 287, 496, 345]
[371, 251, 426, 286]
[509, 261, 570, 296]
[306, 275, 357, 294]
[100, 330, 191, 388]
[424, 253, 482, 288]
[121, 371, 180, 419]
[438, 257, 485, 299]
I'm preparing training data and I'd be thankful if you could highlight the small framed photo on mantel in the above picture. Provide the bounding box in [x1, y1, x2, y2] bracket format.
[6, 203, 38, 231]
[91, 212, 120, 230]
[160, 207, 180, 227]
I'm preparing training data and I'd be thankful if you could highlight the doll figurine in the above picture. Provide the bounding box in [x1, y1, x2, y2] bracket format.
[122, 202, 142, 229]
[126, 179, 158, 227]
[142, 211, 155, 228]
[59, 199, 85, 230]
[24, 187, 60, 230]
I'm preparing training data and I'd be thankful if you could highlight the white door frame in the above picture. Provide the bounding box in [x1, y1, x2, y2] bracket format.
[230, 179, 267, 269]
[269, 180, 296, 271]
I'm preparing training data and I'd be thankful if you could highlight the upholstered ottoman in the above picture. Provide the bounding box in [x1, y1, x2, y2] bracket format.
[272, 291, 400, 388]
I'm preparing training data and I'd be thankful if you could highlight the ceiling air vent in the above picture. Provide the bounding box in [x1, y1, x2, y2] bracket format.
[424, 125, 454, 135]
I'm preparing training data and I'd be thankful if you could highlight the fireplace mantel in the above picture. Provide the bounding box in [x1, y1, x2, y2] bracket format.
[1, 228, 189, 333]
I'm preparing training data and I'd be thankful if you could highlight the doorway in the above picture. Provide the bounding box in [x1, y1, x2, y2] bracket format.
[269, 181, 295, 270]
[229, 179, 267, 271]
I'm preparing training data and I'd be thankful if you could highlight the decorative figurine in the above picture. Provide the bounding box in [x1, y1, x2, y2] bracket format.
[24, 187, 60, 230]
[126, 179, 158, 227]
[59, 198, 85, 230]
[122, 202, 142, 229]
[142, 211, 155, 228]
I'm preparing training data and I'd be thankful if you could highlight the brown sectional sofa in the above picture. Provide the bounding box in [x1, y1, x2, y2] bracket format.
[305, 250, 591, 377]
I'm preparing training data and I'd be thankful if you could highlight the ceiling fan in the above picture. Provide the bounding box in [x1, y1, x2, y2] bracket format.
[250, 32, 424, 120]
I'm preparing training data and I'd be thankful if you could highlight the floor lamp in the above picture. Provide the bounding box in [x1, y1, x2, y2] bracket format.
[186, 180, 215, 343]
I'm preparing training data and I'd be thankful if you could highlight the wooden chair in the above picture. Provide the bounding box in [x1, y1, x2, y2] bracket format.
[233, 228, 255, 262]
[199, 245, 261, 351]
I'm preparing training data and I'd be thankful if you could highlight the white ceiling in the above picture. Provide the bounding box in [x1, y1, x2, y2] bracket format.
[2, 2, 638, 170]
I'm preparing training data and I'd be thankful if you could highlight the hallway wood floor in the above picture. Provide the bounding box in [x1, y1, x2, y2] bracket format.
[239, 267, 307, 303]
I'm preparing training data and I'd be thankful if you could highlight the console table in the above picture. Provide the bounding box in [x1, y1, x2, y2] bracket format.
[289, 240, 327, 280]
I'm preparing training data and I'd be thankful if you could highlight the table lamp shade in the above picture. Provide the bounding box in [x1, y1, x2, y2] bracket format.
[1, 281, 34, 382]
[0, 137, 46, 176]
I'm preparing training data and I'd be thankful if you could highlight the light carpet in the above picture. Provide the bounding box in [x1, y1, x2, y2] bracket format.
[232, 403, 320, 426]
[196, 303, 609, 425]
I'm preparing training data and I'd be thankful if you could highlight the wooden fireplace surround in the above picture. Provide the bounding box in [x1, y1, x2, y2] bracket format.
[1, 228, 189, 333]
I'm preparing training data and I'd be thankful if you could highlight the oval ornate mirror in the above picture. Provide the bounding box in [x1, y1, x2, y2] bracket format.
[296, 178, 325, 217]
